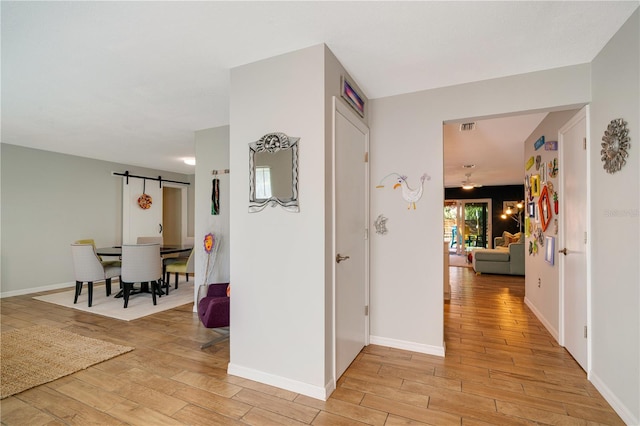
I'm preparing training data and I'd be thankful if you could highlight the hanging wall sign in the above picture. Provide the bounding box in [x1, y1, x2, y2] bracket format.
[525, 156, 535, 170]
[534, 135, 545, 150]
[211, 178, 220, 215]
[341, 75, 365, 117]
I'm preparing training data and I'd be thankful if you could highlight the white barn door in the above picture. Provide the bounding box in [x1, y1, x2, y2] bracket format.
[122, 178, 163, 244]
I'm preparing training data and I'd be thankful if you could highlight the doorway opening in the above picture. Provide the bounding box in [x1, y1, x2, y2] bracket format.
[163, 186, 183, 245]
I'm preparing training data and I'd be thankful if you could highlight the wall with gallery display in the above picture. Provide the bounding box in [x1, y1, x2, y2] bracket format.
[522, 109, 579, 338]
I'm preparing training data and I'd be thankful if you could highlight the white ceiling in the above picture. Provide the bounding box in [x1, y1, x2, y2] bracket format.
[2, 1, 638, 175]
[444, 112, 549, 188]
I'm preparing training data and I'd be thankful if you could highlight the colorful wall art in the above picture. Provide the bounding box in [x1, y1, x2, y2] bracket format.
[376, 172, 431, 210]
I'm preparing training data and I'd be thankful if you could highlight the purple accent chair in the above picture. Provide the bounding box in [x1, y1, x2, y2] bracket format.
[197, 283, 230, 349]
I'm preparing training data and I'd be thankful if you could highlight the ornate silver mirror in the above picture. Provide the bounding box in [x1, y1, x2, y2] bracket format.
[249, 132, 300, 213]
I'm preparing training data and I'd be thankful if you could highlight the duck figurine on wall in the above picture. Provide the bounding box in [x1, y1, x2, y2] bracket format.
[376, 172, 431, 210]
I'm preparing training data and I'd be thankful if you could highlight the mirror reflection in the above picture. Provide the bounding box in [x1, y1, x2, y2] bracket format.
[254, 150, 293, 200]
[249, 132, 300, 213]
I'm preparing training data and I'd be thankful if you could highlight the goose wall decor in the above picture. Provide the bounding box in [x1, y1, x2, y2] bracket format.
[376, 172, 431, 210]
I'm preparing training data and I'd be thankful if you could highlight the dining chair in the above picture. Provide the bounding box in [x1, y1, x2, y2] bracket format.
[70, 244, 121, 307]
[164, 248, 195, 293]
[136, 236, 163, 245]
[74, 238, 121, 267]
[120, 243, 163, 308]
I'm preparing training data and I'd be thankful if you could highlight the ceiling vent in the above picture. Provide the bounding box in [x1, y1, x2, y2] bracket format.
[459, 122, 476, 131]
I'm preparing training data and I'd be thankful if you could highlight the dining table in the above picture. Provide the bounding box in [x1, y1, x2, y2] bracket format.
[96, 245, 193, 298]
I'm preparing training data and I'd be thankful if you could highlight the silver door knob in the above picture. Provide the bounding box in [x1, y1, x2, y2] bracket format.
[336, 254, 350, 263]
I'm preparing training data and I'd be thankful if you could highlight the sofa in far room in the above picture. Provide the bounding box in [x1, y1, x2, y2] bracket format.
[472, 233, 525, 276]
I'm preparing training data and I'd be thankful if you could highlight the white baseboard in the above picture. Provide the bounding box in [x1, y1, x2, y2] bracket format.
[589, 370, 638, 426]
[227, 363, 332, 401]
[1, 281, 75, 298]
[369, 335, 445, 357]
[524, 296, 559, 341]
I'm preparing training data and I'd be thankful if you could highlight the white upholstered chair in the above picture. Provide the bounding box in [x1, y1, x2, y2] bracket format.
[136, 236, 163, 245]
[74, 238, 121, 268]
[120, 243, 163, 308]
[71, 244, 121, 307]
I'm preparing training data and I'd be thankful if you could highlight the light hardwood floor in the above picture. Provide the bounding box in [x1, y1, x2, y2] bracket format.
[1, 268, 624, 425]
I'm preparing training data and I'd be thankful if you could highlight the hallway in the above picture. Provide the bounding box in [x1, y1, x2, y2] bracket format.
[335, 267, 624, 424]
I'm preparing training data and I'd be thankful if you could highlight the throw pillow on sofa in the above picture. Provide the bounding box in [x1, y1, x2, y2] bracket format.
[502, 231, 522, 247]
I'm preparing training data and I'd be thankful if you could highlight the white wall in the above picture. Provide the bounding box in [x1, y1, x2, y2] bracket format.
[590, 9, 639, 425]
[369, 65, 591, 354]
[0, 143, 193, 296]
[523, 109, 578, 339]
[228, 45, 330, 398]
[194, 126, 231, 305]
[226, 44, 368, 399]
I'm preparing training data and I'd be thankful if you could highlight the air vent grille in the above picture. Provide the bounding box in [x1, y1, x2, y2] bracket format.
[460, 122, 476, 131]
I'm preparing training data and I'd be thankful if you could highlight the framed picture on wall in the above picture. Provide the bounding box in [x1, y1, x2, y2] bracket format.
[341, 76, 365, 117]
[530, 174, 540, 196]
[545, 236, 555, 265]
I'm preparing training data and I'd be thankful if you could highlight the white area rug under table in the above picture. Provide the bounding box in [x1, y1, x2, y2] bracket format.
[34, 279, 195, 321]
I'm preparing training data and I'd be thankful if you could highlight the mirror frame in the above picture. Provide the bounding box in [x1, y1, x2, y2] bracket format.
[249, 132, 300, 213]
[538, 185, 552, 231]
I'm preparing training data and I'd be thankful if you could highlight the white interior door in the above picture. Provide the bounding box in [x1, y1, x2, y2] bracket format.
[559, 106, 588, 371]
[122, 178, 163, 244]
[334, 97, 369, 381]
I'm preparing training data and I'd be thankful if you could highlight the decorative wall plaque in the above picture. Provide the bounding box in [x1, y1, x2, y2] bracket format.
[601, 118, 630, 174]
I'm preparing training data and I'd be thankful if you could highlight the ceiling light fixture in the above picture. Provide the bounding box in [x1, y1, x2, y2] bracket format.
[183, 158, 196, 166]
[461, 172, 481, 190]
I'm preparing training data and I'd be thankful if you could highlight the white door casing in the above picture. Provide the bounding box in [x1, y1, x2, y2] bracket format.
[333, 97, 369, 382]
[558, 106, 589, 372]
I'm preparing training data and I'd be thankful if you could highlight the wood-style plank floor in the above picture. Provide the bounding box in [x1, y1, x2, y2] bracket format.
[1, 268, 624, 425]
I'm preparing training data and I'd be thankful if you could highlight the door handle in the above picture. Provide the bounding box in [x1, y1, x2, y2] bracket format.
[159, 223, 163, 234]
[558, 248, 567, 256]
[336, 253, 350, 264]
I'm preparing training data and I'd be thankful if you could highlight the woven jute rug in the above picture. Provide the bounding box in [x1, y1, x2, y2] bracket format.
[1, 325, 134, 399]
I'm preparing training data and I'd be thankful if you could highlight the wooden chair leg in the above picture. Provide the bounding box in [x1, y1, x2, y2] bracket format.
[186, 273, 189, 282]
[74, 281, 82, 304]
[124, 283, 131, 308]
[151, 281, 157, 305]
[105, 278, 112, 297]
[174, 273, 179, 289]
[88, 282, 94, 307]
